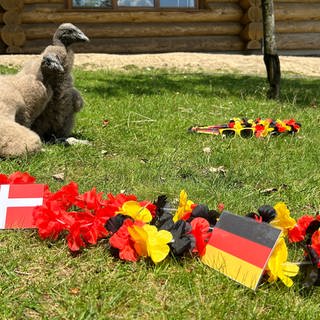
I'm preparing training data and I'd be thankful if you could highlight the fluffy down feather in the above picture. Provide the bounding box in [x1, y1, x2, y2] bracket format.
[30, 23, 89, 141]
[0, 53, 64, 157]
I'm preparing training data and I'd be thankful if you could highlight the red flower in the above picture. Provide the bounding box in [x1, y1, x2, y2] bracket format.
[49, 182, 79, 210]
[66, 221, 86, 252]
[311, 230, 320, 266]
[190, 217, 211, 256]
[33, 200, 74, 240]
[0, 171, 36, 184]
[77, 210, 109, 245]
[104, 193, 138, 216]
[109, 219, 138, 262]
[288, 215, 314, 242]
[254, 124, 266, 137]
[284, 119, 300, 132]
[74, 188, 106, 211]
[228, 121, 235, 128]
[275, 123, 287, 133]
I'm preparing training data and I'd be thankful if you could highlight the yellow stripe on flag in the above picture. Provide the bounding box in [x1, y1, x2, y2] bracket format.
[202, 245, 264, 290]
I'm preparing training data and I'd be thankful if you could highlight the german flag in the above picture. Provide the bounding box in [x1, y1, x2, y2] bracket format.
[202, 211, 282, 290]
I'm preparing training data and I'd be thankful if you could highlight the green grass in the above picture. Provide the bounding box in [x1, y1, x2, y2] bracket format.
[0, 65, 320, 319]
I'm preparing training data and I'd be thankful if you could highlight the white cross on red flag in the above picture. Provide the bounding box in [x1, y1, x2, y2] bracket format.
[0, 184, 45, 229]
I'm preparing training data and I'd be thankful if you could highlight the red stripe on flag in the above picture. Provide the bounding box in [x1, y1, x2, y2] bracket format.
[9, 184, 45, 198]
[6, 207, 36, 229]
[208, 227, 272, 269]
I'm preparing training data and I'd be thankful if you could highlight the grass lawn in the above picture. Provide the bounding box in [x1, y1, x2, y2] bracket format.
[0, 65, 320, 319]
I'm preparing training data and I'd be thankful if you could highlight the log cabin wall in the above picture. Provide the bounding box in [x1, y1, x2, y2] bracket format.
[0, 0, 246, 53]
[240, 0, 320, 54]
[0, 0, 319, 54]
[0, 5, 5, 52]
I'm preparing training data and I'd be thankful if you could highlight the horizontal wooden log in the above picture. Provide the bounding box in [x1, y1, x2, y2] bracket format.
[0, 0, 23, 11]
[205, 0, 239, 3]
[239, 0, 260, 10]
[22, 9, 242, 24]
[240, 6, 262, 24]
[205, 4, 243, 21]
[275, 3, 320, 21]
[24, 0, 63, 3]
[24, 22, 242, 40]
[24, 4, 65, 11]
[21, 35, 245, 54]
[241, 3, 320, 24]
[275, 0, 320, 2]
[3, 10, 22, 25]
[246, 39, 261, 50]
[277, 33, 320, 50]
[1, 24, 26, 47]
[0, 41, 6, 53]
[240, 22, 262, 41]
[276, 21, 320, 34]
[205, 0, 238, 3]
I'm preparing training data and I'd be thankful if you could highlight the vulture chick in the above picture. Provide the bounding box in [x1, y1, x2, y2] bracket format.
[0, 53, 64, 158]
[27, 23, 89, 141]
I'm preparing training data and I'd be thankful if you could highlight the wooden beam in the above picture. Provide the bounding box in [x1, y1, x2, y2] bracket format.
[3, 10, 22, 24]
[22, 35, 245, 54]
[205, 0, 239, 3]
[24, 4, 65, 11]
[205, 3, 243, 20]
[239, 0, 261, 10]
[206, 0, 238, 2]
[240, 6, 262, 24]
[275, 3, 320, 21]
[240, 22, 262, 41]
[0, 0, 23, 11]
[275, 0, 320, 2]
[276, 21, 320, 33]
[24, 0, 63, 3]
[277, 33, 320, 50]
[21, 9, 243, 24]
[1, 24, 26, 48]
[23, 22, 242, 39]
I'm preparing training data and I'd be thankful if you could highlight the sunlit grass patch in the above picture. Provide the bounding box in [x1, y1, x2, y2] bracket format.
[0, 67, 320, 319]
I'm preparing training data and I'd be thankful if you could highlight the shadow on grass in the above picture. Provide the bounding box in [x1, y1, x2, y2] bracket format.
[76, 70, 320, 109]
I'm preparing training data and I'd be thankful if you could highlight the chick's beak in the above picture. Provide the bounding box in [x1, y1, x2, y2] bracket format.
[43, 55, 64, 72]
[77, 31, 90, 42]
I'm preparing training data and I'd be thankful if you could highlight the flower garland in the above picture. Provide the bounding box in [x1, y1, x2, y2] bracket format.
[228, 117, 301, 138]
[288, 215, 320, 287]
[1, 171, 318, 289]
[188, 117, 301, 138]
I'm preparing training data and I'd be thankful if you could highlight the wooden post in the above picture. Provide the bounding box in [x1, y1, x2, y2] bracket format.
[0, 0, 25, 53]
[261, 0, 280, 99]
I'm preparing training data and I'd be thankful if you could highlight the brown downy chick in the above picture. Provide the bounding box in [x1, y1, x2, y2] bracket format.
[16, 52, 65, 127]
[0, 54, 64, 158]
[30, 23, 89, 141]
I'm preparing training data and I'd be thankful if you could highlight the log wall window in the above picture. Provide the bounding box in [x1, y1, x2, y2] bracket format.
[69, 0, 197, 8]
[159, 0, 195, 8]
[72, 0, 112, 7]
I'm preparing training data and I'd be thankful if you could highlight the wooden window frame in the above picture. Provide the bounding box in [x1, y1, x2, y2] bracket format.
[65, 0, 199, 10]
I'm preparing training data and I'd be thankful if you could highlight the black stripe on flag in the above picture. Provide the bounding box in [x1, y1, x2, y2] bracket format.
[216, 211, 282, 248]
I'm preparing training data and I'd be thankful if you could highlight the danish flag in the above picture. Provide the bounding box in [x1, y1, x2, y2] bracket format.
[0, 184, 45, 229]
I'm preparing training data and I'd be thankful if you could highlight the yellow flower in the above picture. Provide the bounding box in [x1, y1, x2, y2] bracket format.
[118, 200, 152, 223]
[234, 121, 244, 130]
[173, 190, 194, 222]
[276, 119, 291, 132]
[265, 236, 299, 287]
[128, 224, 173, 263]
[270, 202, 296, 235]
